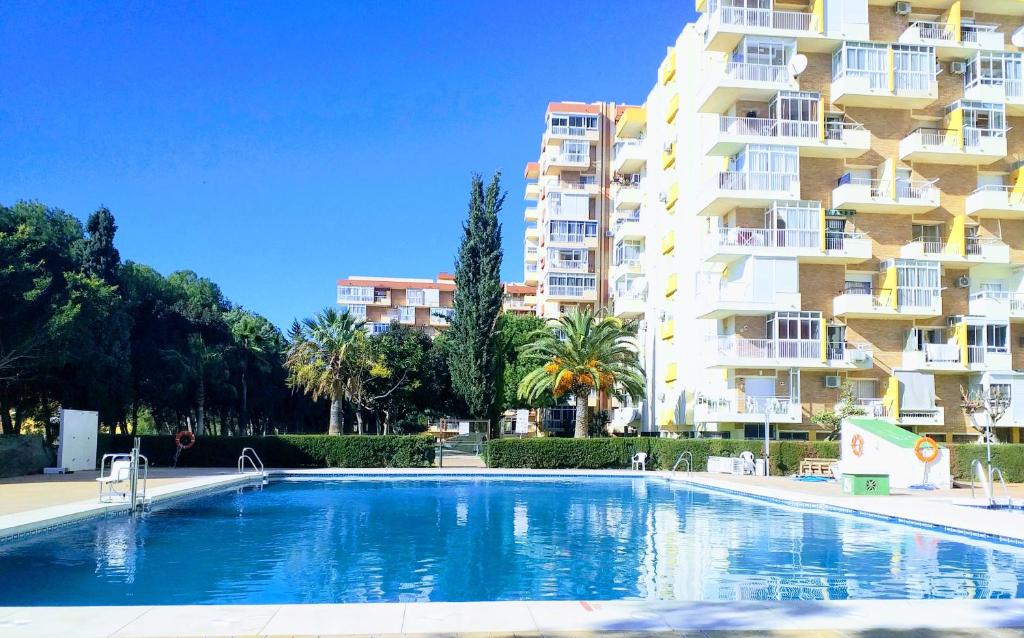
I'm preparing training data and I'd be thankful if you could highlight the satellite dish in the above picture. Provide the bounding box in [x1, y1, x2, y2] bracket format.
[788, 54, 808, 77]
[1012, 25, 1024, 48]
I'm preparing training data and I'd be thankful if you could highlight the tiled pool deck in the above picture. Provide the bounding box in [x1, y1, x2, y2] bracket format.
[2, 467, 1024, 637]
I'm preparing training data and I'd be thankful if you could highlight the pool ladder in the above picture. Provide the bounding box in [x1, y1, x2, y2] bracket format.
[970, 459, 1012, 507]
[238, 447, 265, 478]
[671, 451, 693, 476]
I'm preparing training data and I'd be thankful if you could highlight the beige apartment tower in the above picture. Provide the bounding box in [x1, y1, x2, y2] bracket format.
[640, 0, 1024, 443]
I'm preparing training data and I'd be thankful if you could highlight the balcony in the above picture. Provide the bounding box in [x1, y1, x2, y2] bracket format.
[704, 227, 871, 264]
[900, 236, 1009, 267]
[966, 185, 1024, 219]
[969, 291, 1024, 322]
[546, 284, 597, 302]
[695, 393, 801, 424]
[525, 183, 540, 201]
[613, 182, 643, 210]
[831, 175, 940, 214]
[366, 322, 392, 335]
[705, 335, 873, 370]
[697, 62, 797, 114]
[902, 344, 1006, 373]
[898, 21, 1003, 59]
[698, 171, 800, 216]
[613, 210, 643, 241]
[695, 277, 801, 320]
[611, 258, 643, 279]
[524, 263, 538, 285]
[853, 399, 945, 428]
[524, 207, 538, 222]
[429, 308, 454, 327]
[524, 245, 538, 263]
[541, 148, 592, 175]
[833, 287, 941, 320]
[543, 124, 600, 145]
[612, 139, 645, 174]
[831, 70, 937, 109]
[616, 107, 645, 138]
[898, 127, 1006, 165]
[706, 116, 869, 159]
[702, 5, 824, 55]
[544, 180, 600, 199]
[525, 225, 539, 241]
[613, 284, 646, 319]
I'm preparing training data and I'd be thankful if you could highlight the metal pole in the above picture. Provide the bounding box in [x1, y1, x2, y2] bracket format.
[129, 436, 140, 512]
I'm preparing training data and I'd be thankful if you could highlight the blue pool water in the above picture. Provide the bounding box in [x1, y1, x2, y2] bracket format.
[1, 477, 1023, 605]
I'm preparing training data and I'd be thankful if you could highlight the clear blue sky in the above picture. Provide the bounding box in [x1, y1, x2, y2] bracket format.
[0, 1, 695, 329]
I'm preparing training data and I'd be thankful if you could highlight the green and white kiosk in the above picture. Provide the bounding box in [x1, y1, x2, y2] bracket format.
[839, 417, 951, 493]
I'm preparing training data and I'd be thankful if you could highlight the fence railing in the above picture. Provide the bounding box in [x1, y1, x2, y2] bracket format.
[839, 285, 939, 310]
[712, 5, 816, 32]
[710, 335, 822, 361]
[837, 174, 938, 201]
[714, 170, 799, 193]
[968, 345, 986, 364]
[724, 61, 791, 84]
[971, 184, 1024, 206]
[969, 290, 1024, 312]
[718, 116, 820, 140]
[909, 20, 954, 41]
[894, 70, 934, 93]
[548, 285, 596, 298]
[711, 226, 819, 249]
[548, 125, 591, 137]
[825, 232, 868, 251]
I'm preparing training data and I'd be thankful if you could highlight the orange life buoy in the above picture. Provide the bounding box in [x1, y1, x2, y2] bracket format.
[914, 436, 939, 463]
[850, 433, 864, 457]
[175, 430, 196, 450]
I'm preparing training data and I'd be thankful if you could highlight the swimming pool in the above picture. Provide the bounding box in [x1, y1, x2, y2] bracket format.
[1, 476, 1022, 605]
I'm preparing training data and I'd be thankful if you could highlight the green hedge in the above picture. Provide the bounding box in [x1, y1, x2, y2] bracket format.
[99, 434, 435, 469]
[485, 437, 1024, 481]
[0, 435, 55, 477]
[484, 437, 838, 475]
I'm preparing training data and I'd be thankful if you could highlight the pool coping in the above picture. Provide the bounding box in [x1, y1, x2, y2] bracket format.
[3, 467, 1024, 637]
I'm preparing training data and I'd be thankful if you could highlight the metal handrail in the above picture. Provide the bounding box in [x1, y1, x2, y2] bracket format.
[991, 467, 1012, 506]
[672, 451, 693, 475]
[238, 447, 265, 475]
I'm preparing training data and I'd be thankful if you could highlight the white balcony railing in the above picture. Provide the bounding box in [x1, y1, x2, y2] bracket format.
[712, 226, 819, 249]
[718, 116, 820, 140]
[724, 61, 791, 84]
[711, 5, 816, 32]
[712, 170, 799, 193]
[825, 232, 868, 251]
[548, 125, 591, 137]
[613, 139, 643, 160]
[548, 285, 597, 298]
[839, 285, 940, 311]
[547, 259, 591, 272]
[709, 335, 822, 361]
[971, 184, 1024, 205]
[838, 175, 938, 201]
[970, 290, 1024, 313]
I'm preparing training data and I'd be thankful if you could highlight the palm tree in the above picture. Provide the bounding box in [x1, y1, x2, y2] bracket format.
[517, 307, 645, 438]
[229, 312, 273, 435]
[285, 308, 364, 435]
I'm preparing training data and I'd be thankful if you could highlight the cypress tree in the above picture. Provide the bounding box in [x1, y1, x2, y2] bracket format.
[448, 172, 505, 428]
[83, 206, 121, 283]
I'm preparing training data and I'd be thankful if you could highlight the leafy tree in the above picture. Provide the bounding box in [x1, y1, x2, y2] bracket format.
[285, 308, 364, 435]
[809, 381, 865, 440]
[355, 323, 428, 434]
[495, 312, 550, 412]
[447, 172, 504, 428]
[227, 309, 277, 435]
[517, 307, 645, 438]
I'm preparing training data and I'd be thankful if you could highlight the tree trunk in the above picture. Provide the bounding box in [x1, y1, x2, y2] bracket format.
[0, 396, 13, 435]
[329, 399, 343, 435]
[130, 399, 138, 436]
[355, 409, 364, 435]
[574, 399, 589, 439]
[239, 362, 249, 436]
[195, 378, 206, 436]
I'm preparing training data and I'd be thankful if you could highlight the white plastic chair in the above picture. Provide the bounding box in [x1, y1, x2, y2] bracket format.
[631, 452, 647, 471]
[739, 450, 756, 475]
[96, 455, 132, 502]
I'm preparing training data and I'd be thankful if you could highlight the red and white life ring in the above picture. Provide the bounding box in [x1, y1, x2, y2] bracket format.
[175, 430, 196, 450]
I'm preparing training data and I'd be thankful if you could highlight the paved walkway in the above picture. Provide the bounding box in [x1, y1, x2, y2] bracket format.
[0, 468, 240, 516]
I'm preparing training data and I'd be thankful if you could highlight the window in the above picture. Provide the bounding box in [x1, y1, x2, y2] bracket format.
[548, 220, 598, 242]
[405, 289, 425, 306]
[779, 431, 809, 441]
[733, 36, 793, 67]
[549, 113, 598, 136]
[911, 224, 943, 253]
[743, 423, 778, 439]
[561, 140, 589, 163]
[431, 307, 454, 324]
[340, 304, 367, 320]
[615, 274, 643, 298]
[547, 274, 596, 297]
[614, 239, 643, 266]
[987, 324, 1008, 352]
[766, 311, 821, 341]
[337, 286, 375, 303]
[850, 379, 878, 400]
[547, 247, 588, 270]
[833, 41, 888, 89]
[892, 44, 935, 92]
[965, 51, 1023, 97]
[399, 306, 416, 324]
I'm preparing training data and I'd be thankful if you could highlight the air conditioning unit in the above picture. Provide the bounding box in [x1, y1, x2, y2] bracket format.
[604, 230, 615, 238]
[950, 61, 967, 75]
[849, 350, 868, 363]
[956, 275, 970, 288]
[824, 375, 842, 389]
[658, 192, 668, 203]
[894, 1, 912, 16]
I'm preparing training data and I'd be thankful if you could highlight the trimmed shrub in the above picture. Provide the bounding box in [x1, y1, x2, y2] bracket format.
[98, 434, 435, 469]
[948, 443, 1024, 483]
[0, 435, 55, 477]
